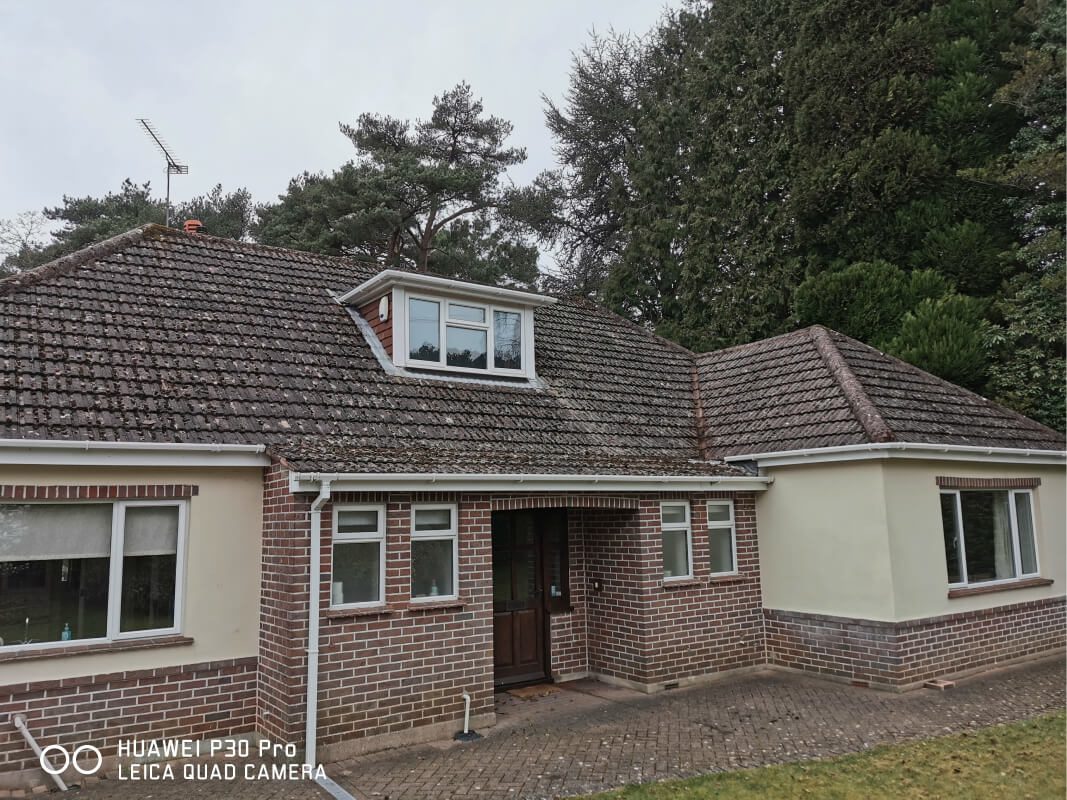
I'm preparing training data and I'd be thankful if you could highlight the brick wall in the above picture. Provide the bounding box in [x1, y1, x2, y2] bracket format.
[581, 493, 765, 686]
[765, 596, 1067, 688]
[257, 480, 769, 755]
[0, 657, 256, 774]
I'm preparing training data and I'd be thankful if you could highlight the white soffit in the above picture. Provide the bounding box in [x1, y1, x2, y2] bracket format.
[337, 269, 557, 308]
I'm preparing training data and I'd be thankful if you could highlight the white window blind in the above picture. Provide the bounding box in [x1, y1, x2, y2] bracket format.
[123, 506, 179, 557]
[0, 504, 112, 561]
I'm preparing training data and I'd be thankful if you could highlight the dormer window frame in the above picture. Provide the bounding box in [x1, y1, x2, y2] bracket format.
[393, 286, 537, 380]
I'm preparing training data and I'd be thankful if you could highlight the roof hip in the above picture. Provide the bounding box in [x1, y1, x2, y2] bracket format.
[808, 325, 896, 444]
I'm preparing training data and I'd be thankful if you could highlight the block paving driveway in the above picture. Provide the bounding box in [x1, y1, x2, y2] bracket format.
[65, 655, 1065, 800]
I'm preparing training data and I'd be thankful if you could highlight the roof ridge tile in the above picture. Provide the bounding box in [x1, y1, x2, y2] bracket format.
[808, 325, 896, 443]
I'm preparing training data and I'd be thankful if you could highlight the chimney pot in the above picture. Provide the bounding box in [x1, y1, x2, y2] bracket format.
[183, 219, 204, 234]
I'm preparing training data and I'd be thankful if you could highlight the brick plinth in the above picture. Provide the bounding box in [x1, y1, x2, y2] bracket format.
[0, 657, 257, 775]
[765, 596, 1067, 687]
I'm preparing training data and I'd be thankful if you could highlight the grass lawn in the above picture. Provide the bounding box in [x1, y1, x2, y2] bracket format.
[580, 710, 1066, 800]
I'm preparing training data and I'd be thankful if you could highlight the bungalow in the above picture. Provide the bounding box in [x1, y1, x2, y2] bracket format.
[0, 224, 1063, 786]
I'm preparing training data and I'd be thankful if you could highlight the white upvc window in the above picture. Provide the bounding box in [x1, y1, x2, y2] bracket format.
[331, 505, 386, 608]
[939, 489, 1040, 587]
[660, 501, 693, 581]
[706, 500, 738, 575]
[0, 500, 187, 651]
[393, 288, 535, 379]
[410, 504, 459, 601]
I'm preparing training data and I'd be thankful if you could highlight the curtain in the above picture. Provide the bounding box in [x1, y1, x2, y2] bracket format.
[992, 494, 1014, 579]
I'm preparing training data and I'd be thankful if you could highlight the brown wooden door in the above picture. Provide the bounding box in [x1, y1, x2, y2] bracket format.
[492, 511, 546, 685]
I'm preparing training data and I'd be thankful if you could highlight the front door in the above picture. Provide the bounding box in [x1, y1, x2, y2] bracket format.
[492, 510, 549, 686]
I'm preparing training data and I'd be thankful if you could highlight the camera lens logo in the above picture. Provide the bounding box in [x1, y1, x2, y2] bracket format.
[40, 744, 103, 776]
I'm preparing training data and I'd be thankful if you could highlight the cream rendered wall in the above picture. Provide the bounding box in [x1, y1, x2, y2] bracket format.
[883, 460, 1066, 620]
[0, 466, 263, 684]
[756, 460, 897, 620]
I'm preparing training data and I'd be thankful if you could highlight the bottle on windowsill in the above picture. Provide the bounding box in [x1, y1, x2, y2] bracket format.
[61, 623, 72, 642]
[430, 580, 439, 597]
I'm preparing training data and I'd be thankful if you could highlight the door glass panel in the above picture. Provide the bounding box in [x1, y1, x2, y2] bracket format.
[492, 531, 512, 602]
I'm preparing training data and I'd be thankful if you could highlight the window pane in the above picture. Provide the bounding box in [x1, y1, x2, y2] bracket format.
[414, 508, 451, 532]
[1014, 494, 1038, 575]
[940, 494, 962, 584]
[408, 298, 440, 362]
[337, 509, 379, 535]
[332, 541, 381, 604]
[412, 539, 454, 598]
[710, 530, 735, 573]
[661, 504, 687, 525]
[959, 491, 1016, 583]
[449, 303, 486, 323]
[120, 506, 179, 632]
[707, 502, 732, 523]
[0, 504, 112, 645]
[663, 530, 689, 578]
[493, 311, 522, 370]
[446, 326, 488, 369]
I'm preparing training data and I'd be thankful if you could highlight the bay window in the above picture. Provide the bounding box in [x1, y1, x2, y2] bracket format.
[331, 505, 386, 608]
[939, 490, 1039, 586]
[0, 501, 186, 649]
[661, 502, 692, 580]
[411, 504, 458, 601]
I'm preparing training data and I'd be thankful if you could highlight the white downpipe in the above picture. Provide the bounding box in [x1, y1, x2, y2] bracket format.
[461, 691, 471, 735]
[304, 480, 332, 770]
[13, 715, 68, 792]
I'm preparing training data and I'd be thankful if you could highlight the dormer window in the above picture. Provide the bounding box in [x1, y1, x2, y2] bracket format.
[339, 270, 555, 381]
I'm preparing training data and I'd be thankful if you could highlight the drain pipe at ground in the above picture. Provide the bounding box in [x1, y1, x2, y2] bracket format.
[13, 715, 67, 792]
[305, 479, 333, 771]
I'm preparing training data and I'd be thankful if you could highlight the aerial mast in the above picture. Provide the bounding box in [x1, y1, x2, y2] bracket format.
[136, 118, 189, 227]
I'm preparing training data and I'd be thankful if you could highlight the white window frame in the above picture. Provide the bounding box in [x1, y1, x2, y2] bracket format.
[0, 499, 188, 652]
[660, 501, 693, 581]
[392, 287, 536, 379]
[330, 504, 387, 609]
[706, 500, 738, 576]
[410, 503, 460, 602]
[940, 489, 1041, 588]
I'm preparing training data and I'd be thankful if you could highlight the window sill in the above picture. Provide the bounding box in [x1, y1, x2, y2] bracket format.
[406, 598, 466, 612]
[0, 634, 193, 664]
[661, 578, 701, 589]
[947, 577, 1053, 599]
[708, 573, 745, 584]
[324, 606, 394, 621]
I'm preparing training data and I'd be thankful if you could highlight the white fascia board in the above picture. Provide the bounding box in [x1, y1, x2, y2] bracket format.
[0, 439, 270, 468]
[288, 472, 772, 494]
[724, 442, 1067, 468]
[338, 269, 557, 308]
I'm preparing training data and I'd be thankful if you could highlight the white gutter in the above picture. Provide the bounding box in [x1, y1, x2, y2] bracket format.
[0, 439, 269, 468]
[288, 472, 771, 494]
[724, 442, 1067, 468]
[337, 269, 558, 308]
[304, 479, 332, 770]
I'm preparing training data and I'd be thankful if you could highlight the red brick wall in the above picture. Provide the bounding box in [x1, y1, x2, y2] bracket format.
[581, 493, 765, 686]
[0, 657, 256, 774]
[257, 480, 769, 753]
[315, 492, 495, 749]
[257, 462, 310, 744]
[765, 596, 1067, 687]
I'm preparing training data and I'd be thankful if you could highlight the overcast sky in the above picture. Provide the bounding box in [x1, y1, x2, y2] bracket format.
[0, 1, 668, 223]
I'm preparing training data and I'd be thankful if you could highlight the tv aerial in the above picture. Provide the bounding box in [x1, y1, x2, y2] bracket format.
[137, 118, 189, 227]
